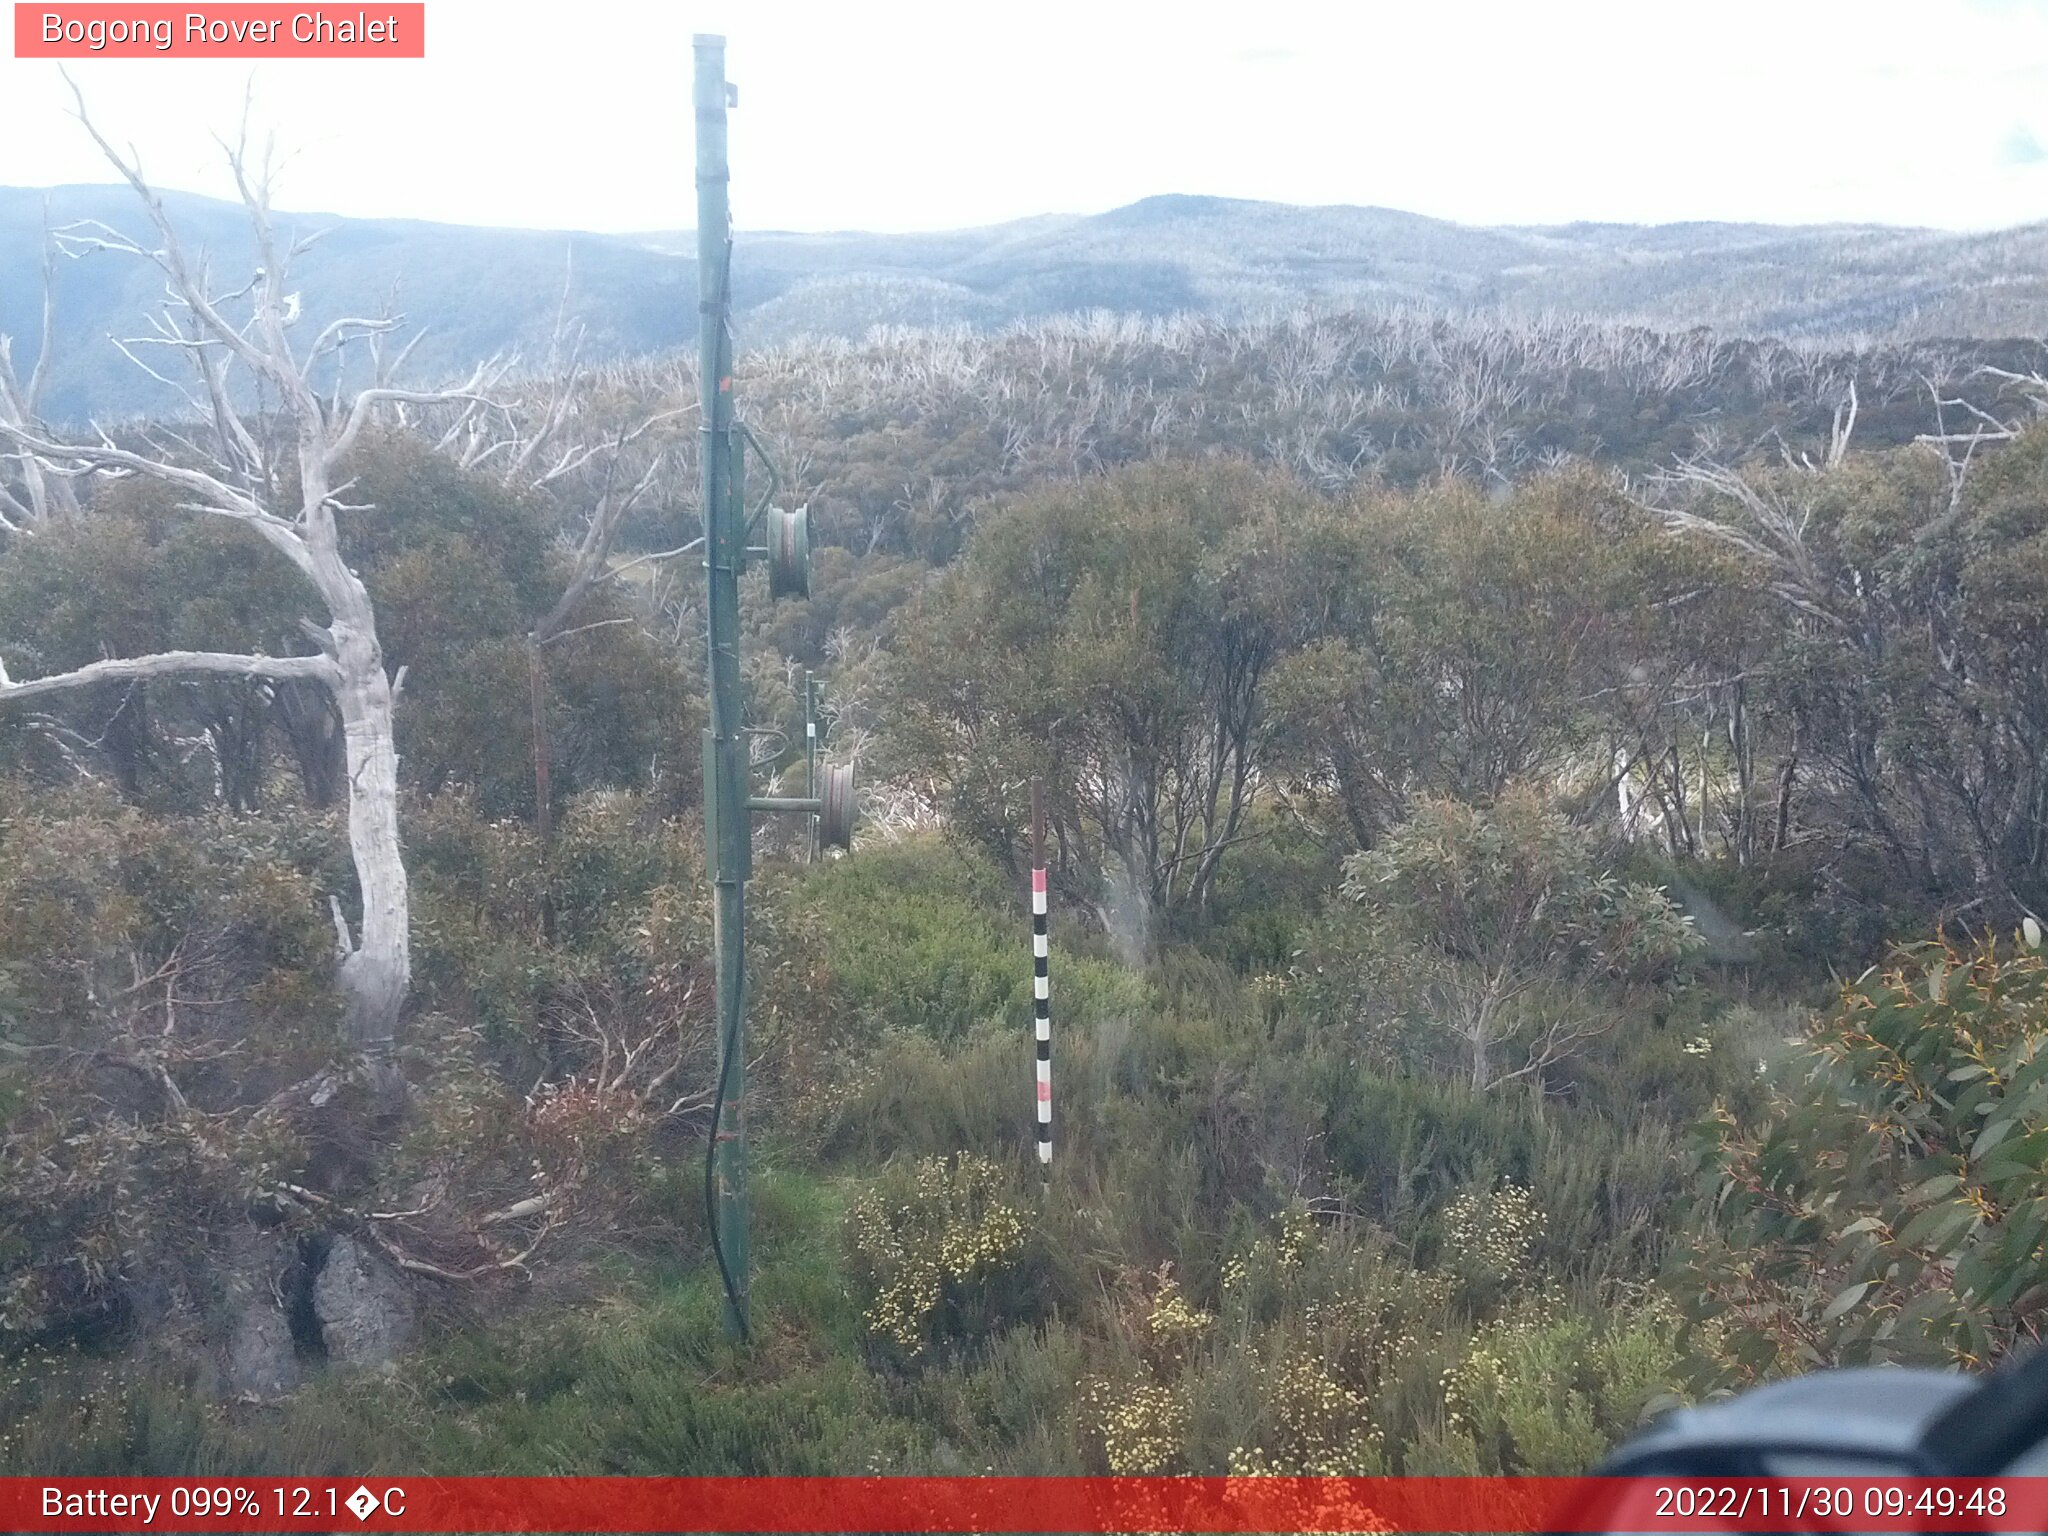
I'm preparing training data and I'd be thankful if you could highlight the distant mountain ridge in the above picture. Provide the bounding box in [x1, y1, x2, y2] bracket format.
[6, 185, 2048, 421]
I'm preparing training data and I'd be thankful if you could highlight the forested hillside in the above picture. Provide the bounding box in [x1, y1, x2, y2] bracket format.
[14, 182, 2048, 420]
[6, 172, 2048, 1481]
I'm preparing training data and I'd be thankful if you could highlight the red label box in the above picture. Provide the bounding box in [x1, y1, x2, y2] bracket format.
[7, 1476, 2048, 1533]
[14, 4, 425, 57]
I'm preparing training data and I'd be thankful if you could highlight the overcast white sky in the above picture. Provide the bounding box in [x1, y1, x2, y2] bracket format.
[4, 0, 2048, 234]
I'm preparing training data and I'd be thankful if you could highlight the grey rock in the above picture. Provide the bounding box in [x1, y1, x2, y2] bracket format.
[312, 1235, 413, 1369]
[218, 1227, 301, 1399]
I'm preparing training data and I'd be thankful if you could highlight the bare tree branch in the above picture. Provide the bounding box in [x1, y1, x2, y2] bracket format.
[0, 84, 515, 1101]
[0, 649, 336, 700]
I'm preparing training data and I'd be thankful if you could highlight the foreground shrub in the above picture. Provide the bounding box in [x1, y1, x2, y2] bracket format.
[1682, 930, 2048, 1379]
[1435, 1292, 1683, 1473]
[776, 837, 1147, 1050]
[843, 1154, 1037, 1364]
[1436, 1182, 1542, 1307]
[0, 790, 340, 1342]
[1336, 788, 1699, 1093]
[1081, 1374, 1189, 1474]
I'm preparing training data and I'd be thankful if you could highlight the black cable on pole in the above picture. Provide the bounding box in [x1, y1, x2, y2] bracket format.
[699, 228, 749, 1343]
[703, 1002, 749, 1343]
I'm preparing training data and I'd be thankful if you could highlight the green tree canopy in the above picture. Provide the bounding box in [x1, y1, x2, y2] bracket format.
[1339, 788, 1699, 1090]
[889, 457, 1323, 936]
[1684, 929, 2048, 1382]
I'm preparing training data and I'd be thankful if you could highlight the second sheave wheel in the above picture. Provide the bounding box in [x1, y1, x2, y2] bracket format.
[767, 505, 810, 599]
[819, 762, 856, 851]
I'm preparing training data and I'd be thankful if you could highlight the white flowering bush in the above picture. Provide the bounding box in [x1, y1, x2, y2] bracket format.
[842, 1153, 1032, 1363]
[1441, 1290, 1683, 1473]
[1082, 1375, 1189, 1473]
[1226, 1351, 1386, 1476]
[1217, 1205, 1325, 1320]
[1145, 1270, 1213, 1366]
[1203, 1209, 1452, 1478]
[1437, 1182, 1542, 1300]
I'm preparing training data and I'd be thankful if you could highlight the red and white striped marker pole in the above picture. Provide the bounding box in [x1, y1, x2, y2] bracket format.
[1030, 778, 1052, 1166]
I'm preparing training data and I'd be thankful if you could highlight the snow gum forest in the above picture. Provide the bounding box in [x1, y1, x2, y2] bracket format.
[6, 135, 2048, 1479]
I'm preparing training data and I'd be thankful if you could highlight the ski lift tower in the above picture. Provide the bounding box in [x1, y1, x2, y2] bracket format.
[694, 33, 856, 1341]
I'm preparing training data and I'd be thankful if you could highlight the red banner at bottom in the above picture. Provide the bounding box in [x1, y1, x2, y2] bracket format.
[5, 1475, 2045, 1533]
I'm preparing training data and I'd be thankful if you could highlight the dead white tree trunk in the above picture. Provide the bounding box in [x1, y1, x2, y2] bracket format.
[0, 216, 83, 534]
[0, 89, 501, 1101]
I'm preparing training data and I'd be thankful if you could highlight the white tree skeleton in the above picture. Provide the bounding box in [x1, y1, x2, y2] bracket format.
[0, 83, 505, 1101]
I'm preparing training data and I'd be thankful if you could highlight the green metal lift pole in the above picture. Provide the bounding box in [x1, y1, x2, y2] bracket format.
[695, 32, 751, 1340]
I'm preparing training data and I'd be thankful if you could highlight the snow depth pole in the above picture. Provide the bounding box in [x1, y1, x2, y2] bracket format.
[1030, 778, 1052, 1166]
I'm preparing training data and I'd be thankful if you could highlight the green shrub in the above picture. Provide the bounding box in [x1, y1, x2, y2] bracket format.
[1182, 809, 1338, 975]
[786, 836, 1147, 1045]
[0, 790, 341, 1342]
[1335, 788, 1699, 1093]
[1192, 1208, 1458, 1474]
[1681, 930, 2048, 1380]
[901, 1320, 1092, 1472]
[843, 1154, 1041, 1365]
[1436, 1182, 1543, 1306]
[1433, 1292, 1684, 1474]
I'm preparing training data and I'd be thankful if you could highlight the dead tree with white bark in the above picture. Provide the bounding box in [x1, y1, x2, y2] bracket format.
[0, 92, 501, 1104]
[1636, 380, 2048, 916]
[0, 218, 83, 535]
